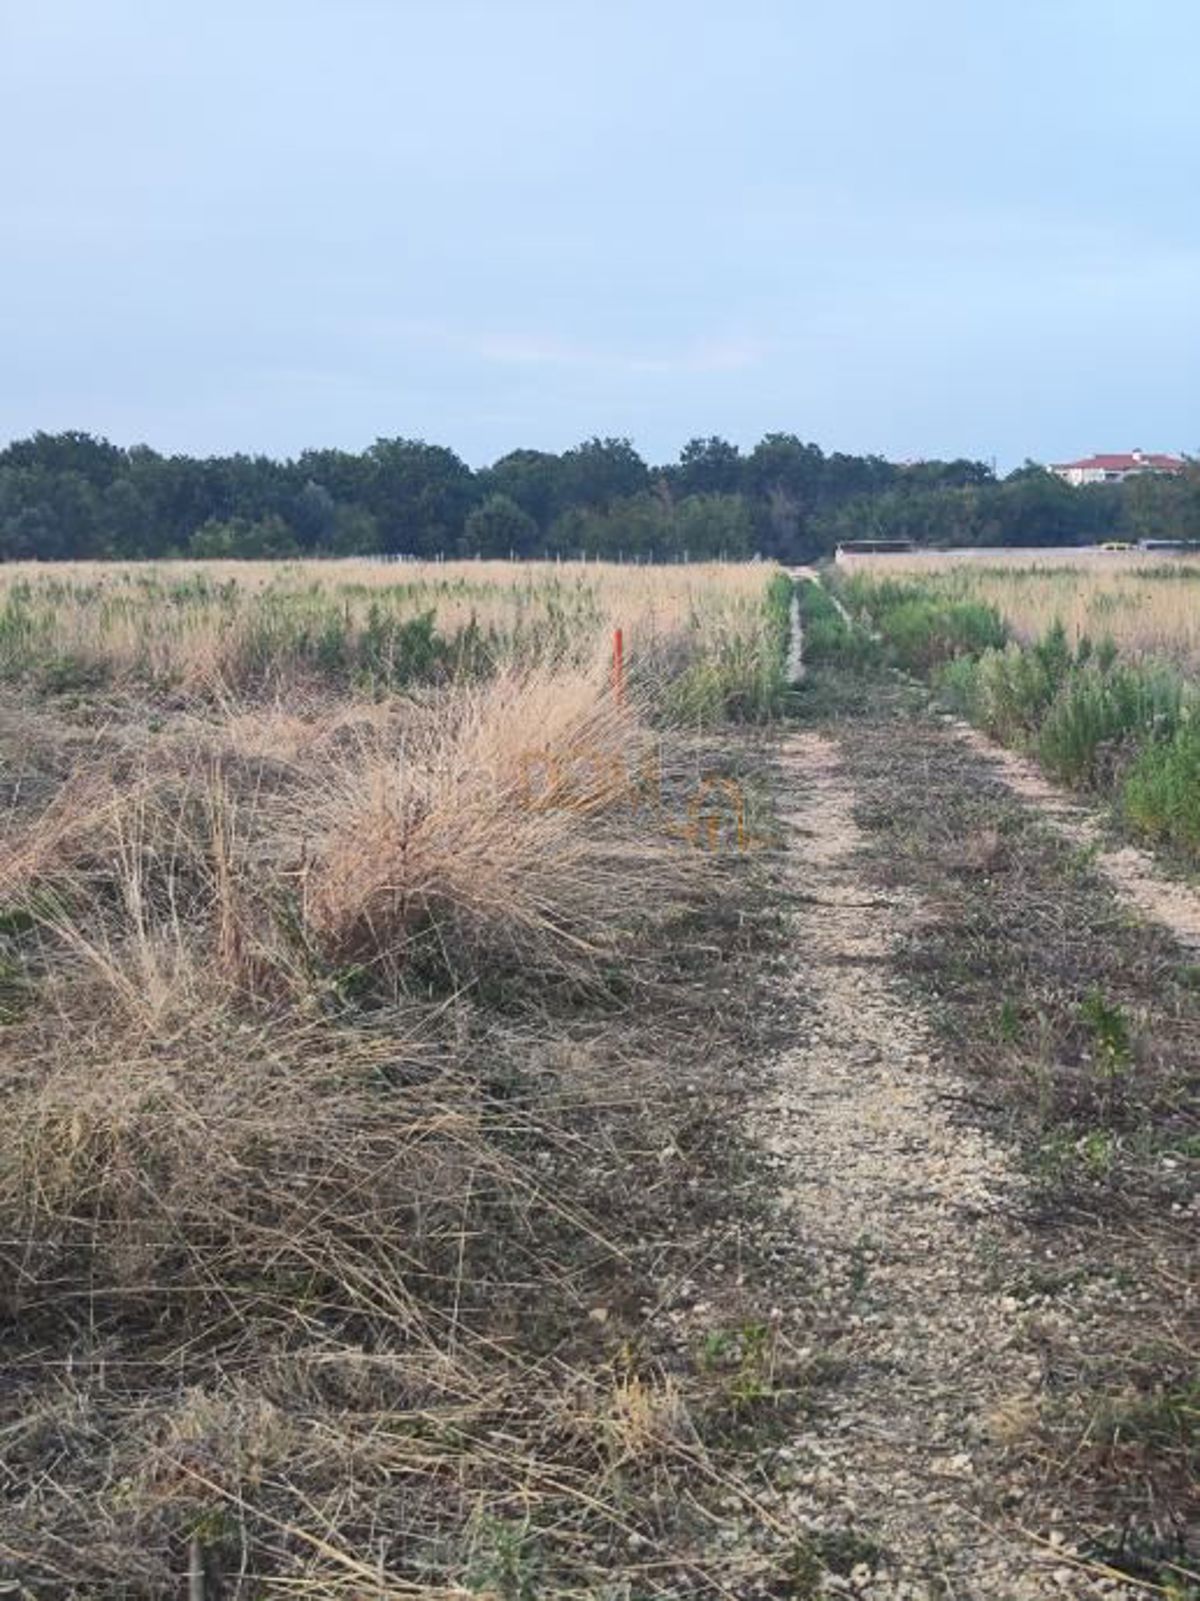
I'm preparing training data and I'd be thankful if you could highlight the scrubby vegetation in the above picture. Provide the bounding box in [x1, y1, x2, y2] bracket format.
[820, 566, 1200, 865]
[1124, 727, 1200, 856]
[838, 574, 1006, 673]
[662, 570, 796, 722]
[844, 551, 1200, 669]
[0, 559, 791, 714]
[794, 579, 870, 671]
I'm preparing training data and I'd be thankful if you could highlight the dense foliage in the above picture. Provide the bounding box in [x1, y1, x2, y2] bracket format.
[2, 429, 1197, 561]
[823, 570, 1200, 861]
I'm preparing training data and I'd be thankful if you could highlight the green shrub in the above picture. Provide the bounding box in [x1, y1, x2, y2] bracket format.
[838, 574, 924, 616]
[876, 597, 1004, 673]
[795, 579, 841, 626]
[796, 579, 880, 669]
[1123, 724, 1200, 856]
[951, 643, 1046, 743]
[832, 576, 1005, 674]
[801, 607, 879, 669]
[36, 653, 110, 695]
[1033, 618, 1073, 688]
[665, 646, 785, 723]
[1037, 663, 1184, 789]
[359, 605, 445, 687]
[934, 655, 981, 718]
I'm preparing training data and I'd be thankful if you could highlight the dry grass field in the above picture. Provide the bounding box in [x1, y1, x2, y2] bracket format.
[5, 556, 1197, 1597]
[0, 559, 800, 1596]
[0, 558, 780, 696]
[838, 549, 1200, 668]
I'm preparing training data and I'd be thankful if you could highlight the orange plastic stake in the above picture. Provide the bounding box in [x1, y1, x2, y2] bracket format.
[612, 627, 625, 707]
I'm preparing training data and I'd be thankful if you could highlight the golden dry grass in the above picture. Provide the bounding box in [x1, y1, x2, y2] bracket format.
[841, 549, 1200, 668]
[305, 678, 663, 965]
[0, 557, 778, 692]
[0, 572, 793, 1594]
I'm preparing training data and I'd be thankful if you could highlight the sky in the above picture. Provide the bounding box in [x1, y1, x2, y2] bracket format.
[2, 0, 1198, 470]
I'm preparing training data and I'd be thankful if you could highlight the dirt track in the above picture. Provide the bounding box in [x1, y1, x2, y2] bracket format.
[762, 728, 1138, 1598]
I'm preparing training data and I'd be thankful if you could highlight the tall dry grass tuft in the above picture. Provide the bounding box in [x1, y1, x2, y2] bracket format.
[301, 659, 695, 983]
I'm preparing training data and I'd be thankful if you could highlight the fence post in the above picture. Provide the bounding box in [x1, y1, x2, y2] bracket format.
[612, 627, 625, 708]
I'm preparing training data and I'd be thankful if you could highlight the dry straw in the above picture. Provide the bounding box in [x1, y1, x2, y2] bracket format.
[0, 585, 783, 1594]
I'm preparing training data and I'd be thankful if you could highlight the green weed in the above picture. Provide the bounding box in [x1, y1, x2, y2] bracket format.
[1079, 989, 1133, 1074]
[1124, 724, 1200, 855]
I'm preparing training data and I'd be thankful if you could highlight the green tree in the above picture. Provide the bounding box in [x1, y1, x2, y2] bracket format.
[675, 436, 742, 497]
[745, 434, 825, 556]
[329, 504, 381, 554]
[481, 449, 563, 530]
[463, 493, 539, 556]
[0, 430, 124, 487]
[100, 477, 156, 557]
[1123, 470, 1196, 543]
[290, 480, 337, 548]
[557, 437, 648, 510]
[364, 438, 476, 554]
[673, 492, 754, 557]
[189, 514, 299, 558]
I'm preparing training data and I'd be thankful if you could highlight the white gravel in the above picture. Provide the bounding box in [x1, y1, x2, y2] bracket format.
[752, 730, 1143, 1600]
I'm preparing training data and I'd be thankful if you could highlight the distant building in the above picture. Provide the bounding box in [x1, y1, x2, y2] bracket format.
[1050, 450, 1186, 487]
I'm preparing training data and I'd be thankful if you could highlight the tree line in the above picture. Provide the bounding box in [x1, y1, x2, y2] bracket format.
[0, 429, 1196, 562]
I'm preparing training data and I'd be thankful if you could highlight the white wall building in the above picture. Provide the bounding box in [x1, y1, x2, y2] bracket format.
[1050, 450, 1186, 487]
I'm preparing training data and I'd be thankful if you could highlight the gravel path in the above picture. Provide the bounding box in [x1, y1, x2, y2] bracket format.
[759, 730, 1141, 1599]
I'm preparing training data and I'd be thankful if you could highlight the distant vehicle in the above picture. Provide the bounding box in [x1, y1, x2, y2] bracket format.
[1098, 540, 1134, 552]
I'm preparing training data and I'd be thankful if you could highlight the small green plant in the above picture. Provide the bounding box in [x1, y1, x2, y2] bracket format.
[1065, 840, 1103, 876]
[729, 1320, 777, 1405]
[847, 1232, 876, 1300]
[699, 1328, 734, 1368]
[698, 1320, 781, 1413]
[998, 997, 1021, 1041]
[1096, 1378, 1200, 1478]
[0, 954, 32, 1023]
[1079, 989, 1133, 1073]
[37, 653, 109, 694]
[465, 1515, 540, 1600]
[1078, 1127, 1118, 1176]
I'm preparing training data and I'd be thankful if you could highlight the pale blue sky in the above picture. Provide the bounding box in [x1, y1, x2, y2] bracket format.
[3, 0, 1197, 468]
